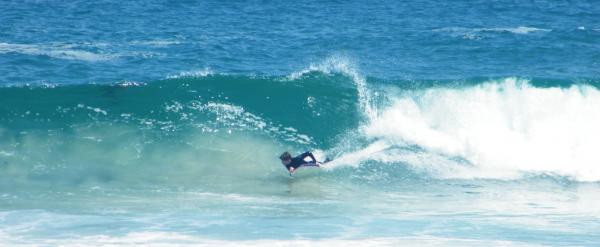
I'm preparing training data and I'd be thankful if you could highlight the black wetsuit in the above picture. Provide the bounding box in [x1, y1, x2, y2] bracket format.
[285, 152, 318, 170]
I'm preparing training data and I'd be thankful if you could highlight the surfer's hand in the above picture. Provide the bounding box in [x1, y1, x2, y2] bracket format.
[289, 167, 295, 173]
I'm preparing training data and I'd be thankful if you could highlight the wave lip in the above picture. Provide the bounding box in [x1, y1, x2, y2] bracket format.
[287, 55, 376, 120]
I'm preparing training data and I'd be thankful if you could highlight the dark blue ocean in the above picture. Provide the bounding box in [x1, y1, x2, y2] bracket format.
[1, 1, 600, 246]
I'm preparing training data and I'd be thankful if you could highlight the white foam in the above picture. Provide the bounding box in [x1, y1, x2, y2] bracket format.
[433, 26, 551, 38]
[117, 81, 146, 87]
[0, 42, 113, 62]
[203, 102, 244, 115]
[187, 101, 313, 144]
[131, 39, 183, 47]
[166, 68, 213, 79]
[0, 231, 534, 247]
[76, 104, 108, 115]
[0, 81, 61, 88]
[359, 78, 600, 181]
[488, 26, 550, 34]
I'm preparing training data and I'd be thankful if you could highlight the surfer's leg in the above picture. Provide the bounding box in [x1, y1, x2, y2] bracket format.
[299, 162, 320, 168]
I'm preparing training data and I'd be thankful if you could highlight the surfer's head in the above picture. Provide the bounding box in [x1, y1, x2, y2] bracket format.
[279, 152, 292, 165]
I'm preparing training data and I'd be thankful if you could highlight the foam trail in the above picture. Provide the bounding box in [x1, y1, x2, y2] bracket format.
[323, 140, 390, 170]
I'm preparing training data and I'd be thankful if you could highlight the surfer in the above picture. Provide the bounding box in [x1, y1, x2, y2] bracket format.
[280, 151, 321, 174]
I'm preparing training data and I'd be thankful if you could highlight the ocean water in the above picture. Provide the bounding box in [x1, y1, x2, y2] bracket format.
[1, 1, 600, 246]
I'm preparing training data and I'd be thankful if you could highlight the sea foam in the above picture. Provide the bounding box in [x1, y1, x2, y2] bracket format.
[0, 42, 113, 62]
[330, 78, 600, 181]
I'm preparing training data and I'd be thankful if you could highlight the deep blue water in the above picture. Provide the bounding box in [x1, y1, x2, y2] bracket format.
[2, 0, 600, 85]
[1, 1, 600, 246]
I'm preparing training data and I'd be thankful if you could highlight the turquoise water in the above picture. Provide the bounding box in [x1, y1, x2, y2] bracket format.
[2, 1, 600, 246]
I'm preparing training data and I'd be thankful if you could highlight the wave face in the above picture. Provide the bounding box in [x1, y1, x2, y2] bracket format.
[2, 64, 600, 192]
[3, 65, 600, 245]
[0, 71, 363, 190]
